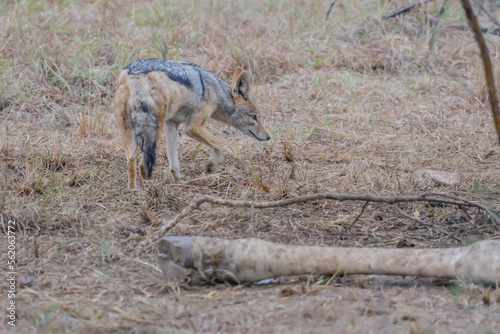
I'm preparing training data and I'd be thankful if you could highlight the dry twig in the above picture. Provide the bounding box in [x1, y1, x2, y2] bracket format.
[458, 206, 485, 239]
[472, 0, 500, 29]
[325, 2, 335, 22]
[425, 0, 449, 69]
[336, 200, 369, 244]
[425, 192, 499, 229]
[450, 24, 500, 36]
[139, 192, 499, 250]
[395, 206, 463, 243]
[460, 0, 500, 144]
[382, 0, 435, 20]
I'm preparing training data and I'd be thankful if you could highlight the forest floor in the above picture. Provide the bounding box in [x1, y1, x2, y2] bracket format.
[1, 0, 500, 333]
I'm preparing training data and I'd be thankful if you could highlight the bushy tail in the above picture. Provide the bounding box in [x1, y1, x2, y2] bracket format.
[131, 101, 158, 179]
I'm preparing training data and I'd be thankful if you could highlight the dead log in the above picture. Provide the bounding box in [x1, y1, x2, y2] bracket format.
[158, 236, 500, 285]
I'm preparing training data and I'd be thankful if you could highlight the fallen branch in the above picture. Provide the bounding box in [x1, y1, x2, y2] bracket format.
[138, 192, 500, 249]
[158, 236, 500, 284]
[382, 0, 435, 20]
[461, 0, 500, 144]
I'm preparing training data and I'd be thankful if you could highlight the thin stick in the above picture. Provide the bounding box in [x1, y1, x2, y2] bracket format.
[425, 192, 500, 228]
[460, 0, 500, 144]
[471, 0, 500, 29]
[336, 201, 369, 244]
[458, 206, 484, 239]
[325, 2, 335, 22]
[138, 192, 499, 249]
[449, 24, 500, 36]
[382, 0, 435, 20]
[425, 0, 449, 69]
[395, 206, 463, 243]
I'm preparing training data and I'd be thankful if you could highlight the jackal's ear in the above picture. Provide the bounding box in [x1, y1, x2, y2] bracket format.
[231, 67, 250, 101]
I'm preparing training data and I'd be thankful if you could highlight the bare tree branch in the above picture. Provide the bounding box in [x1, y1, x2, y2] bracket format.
[138, 192, 499, 250]
[460, 0, 500, 144]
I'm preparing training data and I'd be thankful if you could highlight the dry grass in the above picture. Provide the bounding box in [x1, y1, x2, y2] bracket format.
[1, 0, 500, 332]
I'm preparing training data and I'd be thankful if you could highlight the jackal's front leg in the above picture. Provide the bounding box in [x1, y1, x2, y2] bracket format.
[165, 121, 181, 182]
[185, 124, 222, 173]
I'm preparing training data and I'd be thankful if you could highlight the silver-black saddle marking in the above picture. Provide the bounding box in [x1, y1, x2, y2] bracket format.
[124, 59, 235, 114]
[124, 58, 197, 89]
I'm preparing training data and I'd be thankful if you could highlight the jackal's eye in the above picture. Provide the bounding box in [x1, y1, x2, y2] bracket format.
[251, 115, 258, 122]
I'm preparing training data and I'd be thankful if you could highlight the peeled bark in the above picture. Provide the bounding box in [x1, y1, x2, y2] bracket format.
[158, 237, 500, 285]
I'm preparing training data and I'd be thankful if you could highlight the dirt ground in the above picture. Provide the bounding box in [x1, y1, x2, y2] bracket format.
[1, 0, 500, 333]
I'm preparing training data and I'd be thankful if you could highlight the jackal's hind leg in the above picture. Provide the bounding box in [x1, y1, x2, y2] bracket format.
[165, 121, 181, 182]
[122, 129, 137, 189]
[139, 159, 147, 180]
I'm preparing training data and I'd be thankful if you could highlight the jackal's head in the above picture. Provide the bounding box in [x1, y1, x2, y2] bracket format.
[230, 67, 271, 141]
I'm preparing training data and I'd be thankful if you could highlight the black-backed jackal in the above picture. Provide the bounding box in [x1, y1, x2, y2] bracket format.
[114, 59, 271, 189]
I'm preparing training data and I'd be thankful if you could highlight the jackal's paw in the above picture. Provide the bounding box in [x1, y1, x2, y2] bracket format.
[125, 182, 142, 192]
[128, 180, 136, 190]
[206, 161, 217, 173]
[170, 169, 181, 183]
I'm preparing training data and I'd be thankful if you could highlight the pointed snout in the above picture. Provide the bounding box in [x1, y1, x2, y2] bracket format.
[260, 127, 271, 141]
[248, 129, 271, 141]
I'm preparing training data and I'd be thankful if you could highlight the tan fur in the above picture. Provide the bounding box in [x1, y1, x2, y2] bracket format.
[114, 65, 270, 189]
[231, 67, 245, 91]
